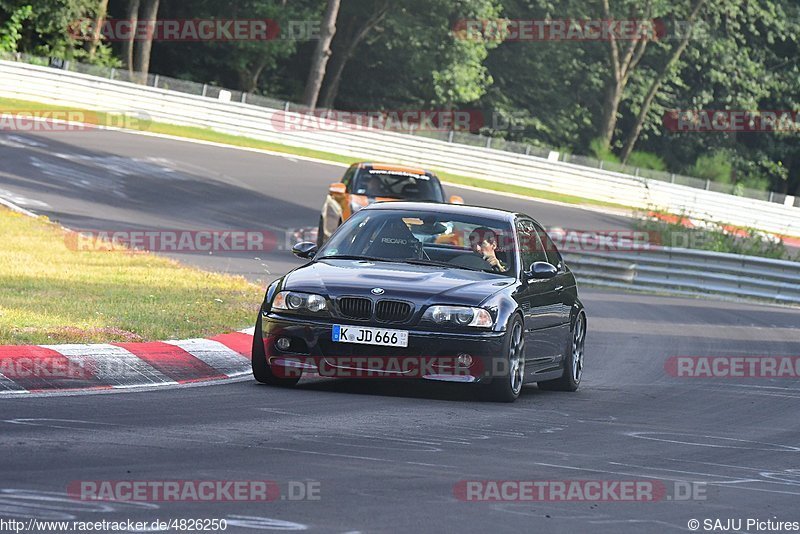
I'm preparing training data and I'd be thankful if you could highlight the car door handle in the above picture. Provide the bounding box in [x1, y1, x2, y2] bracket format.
[555, 285, 565, 292]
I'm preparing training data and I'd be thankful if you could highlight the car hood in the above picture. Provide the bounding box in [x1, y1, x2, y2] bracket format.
[283, 259, 513, 307]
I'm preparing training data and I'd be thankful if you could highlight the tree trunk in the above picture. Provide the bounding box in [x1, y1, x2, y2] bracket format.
[319, 2, 388, 109]
[132, 0, 160, 84]
[599, 81, 624, 149]
[620, 0, 708, 163]
[318, 19, 355, 110]
[302, 0, 341, 110]
[596, 0, 649, 151]
[121, 0, 140, 74]
[239, 59, 268, 94]
[87, 0, 109, 60]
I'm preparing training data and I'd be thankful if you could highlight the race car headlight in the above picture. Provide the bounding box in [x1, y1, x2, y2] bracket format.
[272, 291, 328, 314]
[423, 306, 493, 328]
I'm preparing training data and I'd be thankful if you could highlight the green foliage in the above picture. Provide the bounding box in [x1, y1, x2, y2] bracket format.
[690, 150, 734, 184]
[0, 4, 32, 53]
[626, 151, 667, 171]
[589, 138, 620, 164]
[3, 0, 800, 196]
[1, 0, 97, 57]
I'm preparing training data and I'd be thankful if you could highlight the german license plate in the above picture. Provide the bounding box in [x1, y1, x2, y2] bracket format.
[332, 325, 409, 348]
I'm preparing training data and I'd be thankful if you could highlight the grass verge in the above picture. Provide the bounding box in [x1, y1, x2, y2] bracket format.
[0, 207, 263, 345]
[0, 97, 630, 211]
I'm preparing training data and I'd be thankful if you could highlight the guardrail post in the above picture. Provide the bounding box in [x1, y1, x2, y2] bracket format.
[110, 68, 116, 80]
[485, 137, 492, 149]
[284, 101, 290, 112]
[241, 92, 247, 103]
[201, 84, 208, 97]
[599, 160, 604, 170]
[768, 191, 774, 202]
[670, 173, 675, 183]
[448, 130, 454, 143]
[153, 74, 159, 88]
[525, 145, 530, 156]
[705, 179, 711, 190]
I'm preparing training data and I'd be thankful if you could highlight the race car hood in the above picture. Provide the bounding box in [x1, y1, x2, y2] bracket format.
[283, 259, 513, 307]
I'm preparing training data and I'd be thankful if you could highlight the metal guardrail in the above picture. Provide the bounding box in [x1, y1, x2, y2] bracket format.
[0, 59, 799, 239]
[565, 247, 800, 305]
[2, 52, 793, 207]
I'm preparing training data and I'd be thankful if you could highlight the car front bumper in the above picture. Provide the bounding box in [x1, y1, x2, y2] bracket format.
[260, 314, 507, 383]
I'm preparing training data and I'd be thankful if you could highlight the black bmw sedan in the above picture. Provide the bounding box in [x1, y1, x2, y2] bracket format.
[252, 202, 586, 402]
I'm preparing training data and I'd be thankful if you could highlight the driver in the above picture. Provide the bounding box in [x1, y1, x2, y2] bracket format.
[366, 177, 384, 197]
[468, 227, 507, 272]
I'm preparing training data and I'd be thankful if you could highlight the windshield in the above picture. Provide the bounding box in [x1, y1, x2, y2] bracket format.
[317, 209, 517, 276]
[353, 169, 444, 201]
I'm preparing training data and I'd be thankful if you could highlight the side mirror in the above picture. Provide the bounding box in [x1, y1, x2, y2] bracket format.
[525, 261, 557, 281]
[449, 195, 464, 205]
[329, 183, 346, 195]
[292, 241, 318, 259]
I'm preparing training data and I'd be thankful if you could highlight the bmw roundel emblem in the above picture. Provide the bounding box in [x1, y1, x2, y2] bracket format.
[371, 288, 385, 296]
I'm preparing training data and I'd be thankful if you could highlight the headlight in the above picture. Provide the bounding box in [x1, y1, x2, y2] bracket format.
[423, 305, 493, 328]
[272, 291, 328, 314]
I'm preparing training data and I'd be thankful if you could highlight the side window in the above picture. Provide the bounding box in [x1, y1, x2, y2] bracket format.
[534, 223, 563, 269]
[342, 166, 357, 192]
[516, 219, 548, 271]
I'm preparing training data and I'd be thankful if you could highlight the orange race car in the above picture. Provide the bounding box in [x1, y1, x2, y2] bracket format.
[317, 162, 464, 246]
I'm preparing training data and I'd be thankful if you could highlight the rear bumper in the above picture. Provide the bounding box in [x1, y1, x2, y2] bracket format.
[260, 314, 506, 383]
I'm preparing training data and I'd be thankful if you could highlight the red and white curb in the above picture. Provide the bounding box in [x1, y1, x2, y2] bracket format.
[0, 328, 255, 396]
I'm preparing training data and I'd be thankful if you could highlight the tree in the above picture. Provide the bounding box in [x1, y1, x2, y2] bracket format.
[319, 0, 389, 109]
[1, 0, 98, 58]
[120, 0, 139, 72]
[86, 0, 108, 59]
[131, 0, 158, 82]
[0, 3, 32, 53]
[146, 0, 310, 94]
[618, 0, 706, 162]
[329, 0, 501, 112]
[302, 0, 340, 109]
[597, 0, 652, 151]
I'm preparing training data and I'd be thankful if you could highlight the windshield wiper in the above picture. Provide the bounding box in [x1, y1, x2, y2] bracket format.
[408, 259, 509, 275]
[403, 259, 458, 269]
[318, 254, 396, 263]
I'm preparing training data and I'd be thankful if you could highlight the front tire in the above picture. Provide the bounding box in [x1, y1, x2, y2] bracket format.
[481, 315, 525, 402]
[252, 317, 301, 387]
[538, 312, 585, 392]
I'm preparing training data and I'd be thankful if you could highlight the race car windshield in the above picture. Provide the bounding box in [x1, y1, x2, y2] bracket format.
[354, 171, 445, 201]
[317, 209, 517, 276]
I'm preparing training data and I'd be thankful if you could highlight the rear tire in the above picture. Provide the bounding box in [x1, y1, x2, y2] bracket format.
[538, 312, 585, 392]
[480, 315, 525, 403]
[252, 317, 301, 387]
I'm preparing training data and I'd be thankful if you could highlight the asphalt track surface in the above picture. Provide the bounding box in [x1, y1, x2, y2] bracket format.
[1, 130, 800, 533]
